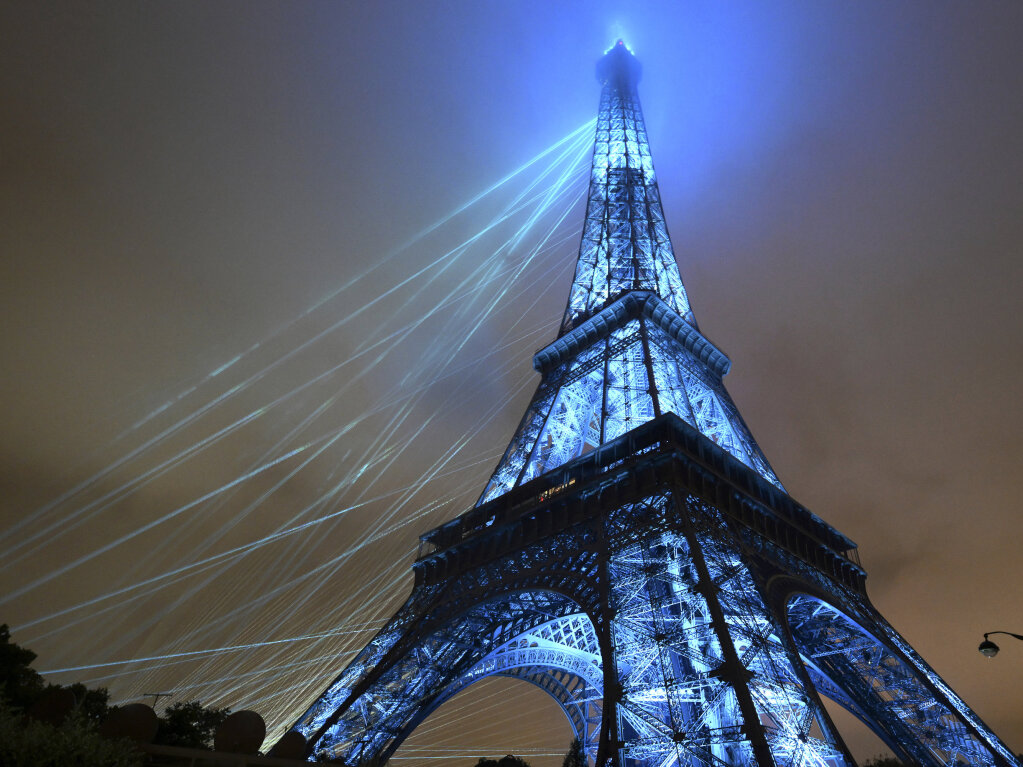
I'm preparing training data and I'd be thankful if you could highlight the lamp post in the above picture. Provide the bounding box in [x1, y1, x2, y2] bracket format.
[977, 631, 1023, 658]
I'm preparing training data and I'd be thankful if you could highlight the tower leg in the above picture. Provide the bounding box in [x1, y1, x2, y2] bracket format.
[600, 490, 852, 767]
[294, 584, 600, 763]
[786, 594, 1019, 766]
[286, 415, 1019, 767]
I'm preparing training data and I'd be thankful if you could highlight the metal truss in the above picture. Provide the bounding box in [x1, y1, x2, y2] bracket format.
[788, 595, 1017, 766]
[560, 42, 694, 335]
[479, 301, 782, 505]
[604, 493, 847, 767]
[286, 411, 1018, 765]
[295, 589, 589, 763]
[479, 41, 780, 505]
[447, 615, 604, 761]
[281, 42, 1020, 767]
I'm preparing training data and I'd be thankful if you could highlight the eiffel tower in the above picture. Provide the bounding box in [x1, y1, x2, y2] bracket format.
[282, 42, 1019, 767]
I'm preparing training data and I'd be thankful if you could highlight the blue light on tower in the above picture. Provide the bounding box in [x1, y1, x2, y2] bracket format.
[478, 40, 781, 506]
[281, 43, 1020, 767]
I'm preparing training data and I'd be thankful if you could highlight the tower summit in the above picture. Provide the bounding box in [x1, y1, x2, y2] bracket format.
[597, 40, 642, 87]
[283, 45, 1020, 767]
[561, 39, 693, 336]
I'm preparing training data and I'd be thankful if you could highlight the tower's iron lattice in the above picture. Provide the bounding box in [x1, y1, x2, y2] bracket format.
[284, 42, 1019, 767]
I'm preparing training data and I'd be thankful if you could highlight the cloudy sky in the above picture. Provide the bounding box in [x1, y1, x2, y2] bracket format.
[2, 1, 1022, 763]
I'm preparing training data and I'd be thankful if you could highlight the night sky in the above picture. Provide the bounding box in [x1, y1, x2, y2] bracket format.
[2, 2, 1022, 764]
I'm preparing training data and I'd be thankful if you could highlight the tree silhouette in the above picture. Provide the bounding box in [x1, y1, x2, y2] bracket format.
[562, 737, 586, 767]
[0, 623, 45, 709]
[473, 754, 532, 767]
[0, 625, 140, 766]
[153, 699, 231, 749]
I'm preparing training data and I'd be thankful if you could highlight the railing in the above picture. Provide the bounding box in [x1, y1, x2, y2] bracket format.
[414, 413, 866, 593]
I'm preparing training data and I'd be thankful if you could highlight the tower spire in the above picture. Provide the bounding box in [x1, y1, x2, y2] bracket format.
[561, 40, 695, 336]
[479, 44, 777, 503]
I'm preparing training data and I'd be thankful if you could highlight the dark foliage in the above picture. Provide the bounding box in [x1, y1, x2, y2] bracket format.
[0, 699, 143, 767]
[1, 622, 241, 760]
[0, 626, 140, 766]
[59, 680, 112, 723]
[562, 737, 586, 767]
[861, 757, 915, 766]
[154, 699, 231, 749]
[474, 755, 532, 767]
[1, 623, 114, 725]
[0, 623, 45, 709]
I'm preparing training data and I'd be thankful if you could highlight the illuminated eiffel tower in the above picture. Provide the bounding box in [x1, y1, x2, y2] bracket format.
[282, 42, 1019, 767]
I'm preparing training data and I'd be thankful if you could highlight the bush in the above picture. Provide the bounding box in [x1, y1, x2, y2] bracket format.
[0, 699, 142, 767]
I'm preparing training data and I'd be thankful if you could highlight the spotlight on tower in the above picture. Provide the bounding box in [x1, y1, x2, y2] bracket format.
[978, 631, 1023, 658]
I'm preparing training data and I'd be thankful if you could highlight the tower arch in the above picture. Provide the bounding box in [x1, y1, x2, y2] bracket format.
[296, 588, 604, 764]
[785, 593, 1010, 766]
[397, 613, 604, 764]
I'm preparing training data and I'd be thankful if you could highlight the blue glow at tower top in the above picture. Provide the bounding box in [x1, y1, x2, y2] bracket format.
[598, 39, 641, 86]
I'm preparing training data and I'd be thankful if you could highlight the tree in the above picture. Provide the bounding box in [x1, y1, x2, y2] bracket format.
[0, 624, 141, 765]
[861, 757, 915, 767]
[0, 697, 141, 767]
[562, 737, 586, 767]
[56, 681, 112, 723]
[1, 623, 114, 724]
[1, 624, 237, 758]
[153, 699, 231, 749]
[0, 623, 45, 709]
[474, 755, 532, 767]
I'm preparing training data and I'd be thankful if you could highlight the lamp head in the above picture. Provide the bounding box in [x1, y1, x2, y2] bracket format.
[978, 639, 1000, 658]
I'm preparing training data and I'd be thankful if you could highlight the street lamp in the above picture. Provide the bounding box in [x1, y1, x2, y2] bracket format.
[978, 631, 1023, 658]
